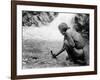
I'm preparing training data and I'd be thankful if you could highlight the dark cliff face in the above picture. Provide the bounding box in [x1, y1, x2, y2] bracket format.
[22, 11, 58, 27]
[72, 13, 89, 40]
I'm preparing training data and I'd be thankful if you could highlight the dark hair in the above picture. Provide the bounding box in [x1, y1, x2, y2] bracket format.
[58, 23, 69, 32]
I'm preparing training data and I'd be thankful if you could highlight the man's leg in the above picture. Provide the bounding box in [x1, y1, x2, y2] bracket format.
[65, 44, 76, 61]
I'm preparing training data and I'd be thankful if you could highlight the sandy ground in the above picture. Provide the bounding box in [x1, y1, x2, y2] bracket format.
[22, 39, 80, 69]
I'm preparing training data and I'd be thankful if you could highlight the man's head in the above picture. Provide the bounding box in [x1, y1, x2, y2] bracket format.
[58, 23, 70, 35]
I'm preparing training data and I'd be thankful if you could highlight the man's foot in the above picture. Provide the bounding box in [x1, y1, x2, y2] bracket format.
[74, 60, 87, 65]
[66, 56, 73, 62]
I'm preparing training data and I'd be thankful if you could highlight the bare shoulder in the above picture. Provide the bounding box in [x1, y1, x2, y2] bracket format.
[66, 28, 74, 35]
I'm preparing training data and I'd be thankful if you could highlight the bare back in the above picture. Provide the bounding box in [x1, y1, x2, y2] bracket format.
[66, 29, 85, 49]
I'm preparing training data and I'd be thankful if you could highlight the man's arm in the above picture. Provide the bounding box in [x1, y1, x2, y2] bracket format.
[55, 31, 75, 57]
[64, 32, 75, 48]
[53, 31, 75, 57]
